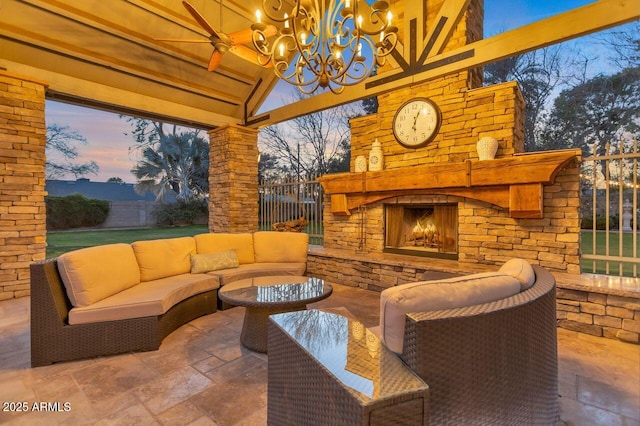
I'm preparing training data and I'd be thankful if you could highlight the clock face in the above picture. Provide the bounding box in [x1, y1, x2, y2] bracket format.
[392, 98, 441, 148]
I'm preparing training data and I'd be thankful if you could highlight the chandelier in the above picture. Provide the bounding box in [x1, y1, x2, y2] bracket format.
[251, 0, 398, 94]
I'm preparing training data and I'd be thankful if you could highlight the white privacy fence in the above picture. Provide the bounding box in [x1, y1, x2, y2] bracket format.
[258, 174, 324, 245]
[582, 140, 640, 277]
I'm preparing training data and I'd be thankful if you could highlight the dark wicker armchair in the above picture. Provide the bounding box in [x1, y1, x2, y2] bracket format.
[30, 259, 218, 367]
[400, 265, 558, 425]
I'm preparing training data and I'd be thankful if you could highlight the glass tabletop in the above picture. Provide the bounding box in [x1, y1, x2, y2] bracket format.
[219, 276, 331, 306]
[270, 309, 428, 401]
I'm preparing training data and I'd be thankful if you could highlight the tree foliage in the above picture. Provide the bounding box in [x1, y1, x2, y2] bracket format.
[595, 22, 640, 70]
[46, 124, 99, 179]
[484, 46, 571, 151]
[537, 66, 640, 155]
[258, 94, 354, 178]
[122, 116, 208, 201]
[131, 132, 209, 202]
[120, 116, 178, 150]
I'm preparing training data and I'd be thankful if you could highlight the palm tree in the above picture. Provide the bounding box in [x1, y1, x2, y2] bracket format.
[131, 132, 209, 202]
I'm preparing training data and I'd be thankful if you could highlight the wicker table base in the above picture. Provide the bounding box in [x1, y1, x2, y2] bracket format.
[239, 305, 302, 352]
[218, 276, 332, 353]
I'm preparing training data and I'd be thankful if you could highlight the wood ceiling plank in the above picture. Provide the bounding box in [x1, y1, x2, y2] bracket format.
[0, 20, 245, 106]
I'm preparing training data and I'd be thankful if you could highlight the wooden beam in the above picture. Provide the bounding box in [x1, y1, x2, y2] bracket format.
[510, 183, 544, 219]
[320, 150, 580, 217]
[330, 194, 351, 216]
[247, 0, 639, 128]
[403, 0, 424, 66]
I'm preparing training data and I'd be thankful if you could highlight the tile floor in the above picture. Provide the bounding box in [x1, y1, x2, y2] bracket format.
[0, 283, 638, 425]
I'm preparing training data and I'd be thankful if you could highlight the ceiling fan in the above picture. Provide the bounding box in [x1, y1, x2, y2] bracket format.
[156, 1, 276, 72]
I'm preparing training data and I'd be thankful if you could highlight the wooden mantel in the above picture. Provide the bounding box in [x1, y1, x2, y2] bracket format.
[318, 149, 581, 218]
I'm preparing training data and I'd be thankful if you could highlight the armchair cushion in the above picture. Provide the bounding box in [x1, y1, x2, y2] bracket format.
[380, 266, 525, 354]
[499, 257, 536, 290]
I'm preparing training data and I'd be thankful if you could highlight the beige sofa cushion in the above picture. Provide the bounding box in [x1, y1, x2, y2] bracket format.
[194, 233, 255, 264]
[208, 262, 307, 286]
[68, 273, 219, 325]
[57, 243, 140, 307]
[380, 271, 522, 354]
[132, 237, 196, 281]
[253, 231, 309, 263]
[190, 250, 239, 274]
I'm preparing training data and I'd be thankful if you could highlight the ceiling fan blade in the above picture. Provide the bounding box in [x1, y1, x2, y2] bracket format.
[208, 50, 223, 72]
[229, 45, 272, 68]
[154, 38, 212, 43]
[229, 25, 277, 45]
[182, 1, 221, 39]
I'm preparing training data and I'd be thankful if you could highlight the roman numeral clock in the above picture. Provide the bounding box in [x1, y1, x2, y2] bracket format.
[392, 98, 442, 148]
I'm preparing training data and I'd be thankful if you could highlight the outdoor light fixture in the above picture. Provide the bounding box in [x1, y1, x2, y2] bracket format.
[251, 0, 398, 94]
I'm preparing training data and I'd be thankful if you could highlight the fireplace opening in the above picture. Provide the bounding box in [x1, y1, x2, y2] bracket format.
[384, 203, 458, 259]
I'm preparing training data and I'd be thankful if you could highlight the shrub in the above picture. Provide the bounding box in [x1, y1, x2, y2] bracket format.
[46, 194, 110, 230]
[581, 215, 623, 230]
[154, 200, 208, 226]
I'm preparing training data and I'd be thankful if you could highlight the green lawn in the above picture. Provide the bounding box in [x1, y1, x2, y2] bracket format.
[47, 226, 640, 276]
[46, 224, 323, 258]
[46, 225, 208, 258]
[581, 230, 640, 276]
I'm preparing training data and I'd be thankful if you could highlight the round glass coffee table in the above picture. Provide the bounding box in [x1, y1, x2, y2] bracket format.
[218, 276, 332, 353]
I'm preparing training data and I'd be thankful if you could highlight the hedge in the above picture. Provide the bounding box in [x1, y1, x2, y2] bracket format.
[46, 194, 110, 230]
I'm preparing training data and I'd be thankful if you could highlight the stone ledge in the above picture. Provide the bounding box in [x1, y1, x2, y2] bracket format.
[307, 245, 640, 345]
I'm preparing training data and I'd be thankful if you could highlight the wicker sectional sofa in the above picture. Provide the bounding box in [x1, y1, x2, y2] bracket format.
[30, 231, 308, 367]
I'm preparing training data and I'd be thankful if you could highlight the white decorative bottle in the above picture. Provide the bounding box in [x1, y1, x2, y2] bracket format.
[369, 139, 384, 171]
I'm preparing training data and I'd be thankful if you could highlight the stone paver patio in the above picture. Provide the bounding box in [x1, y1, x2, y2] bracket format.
[0, 283, 638, 425]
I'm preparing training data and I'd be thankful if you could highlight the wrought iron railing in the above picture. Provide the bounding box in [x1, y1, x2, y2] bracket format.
[258, 174, 324, 245]
[582, 140, 640, 276]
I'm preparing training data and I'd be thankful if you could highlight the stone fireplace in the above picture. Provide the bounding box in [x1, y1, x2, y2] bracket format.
[384, 203, 458, 259]
[314, 0, 581, 275]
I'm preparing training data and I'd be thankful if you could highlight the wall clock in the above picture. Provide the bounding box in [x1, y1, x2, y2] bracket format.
[392, 98, 442, 148]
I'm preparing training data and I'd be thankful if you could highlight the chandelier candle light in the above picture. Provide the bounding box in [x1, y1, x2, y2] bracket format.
[251, 0, 398, 94]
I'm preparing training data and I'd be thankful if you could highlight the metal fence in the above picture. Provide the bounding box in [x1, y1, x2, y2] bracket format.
[258, 174, 324, 245]
[582, 140, 640, 277]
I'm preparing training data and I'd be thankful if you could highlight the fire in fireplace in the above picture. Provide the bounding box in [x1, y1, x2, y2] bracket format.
[384, 203, 458, 259]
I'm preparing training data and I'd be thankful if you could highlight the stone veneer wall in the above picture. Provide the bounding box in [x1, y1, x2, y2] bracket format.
[208, 124, 259, 233]
[557, 287, 640, 344]
[0, 71, 47, 300]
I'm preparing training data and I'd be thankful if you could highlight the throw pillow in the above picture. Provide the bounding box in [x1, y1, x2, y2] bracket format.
[191, 250, 239, 274]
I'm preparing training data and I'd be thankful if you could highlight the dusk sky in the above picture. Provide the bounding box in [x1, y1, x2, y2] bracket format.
[46, 0, 617, 183]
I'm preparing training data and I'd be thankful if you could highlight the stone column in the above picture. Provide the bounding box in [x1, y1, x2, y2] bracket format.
[0, 71, 48, 300]
[208, 124, 259, 233]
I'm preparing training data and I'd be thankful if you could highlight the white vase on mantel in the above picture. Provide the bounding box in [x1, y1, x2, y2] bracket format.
[477, 136, 498, 161]
[354, 155, 367, 172]
[369, 139, 384, 171]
